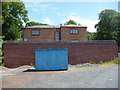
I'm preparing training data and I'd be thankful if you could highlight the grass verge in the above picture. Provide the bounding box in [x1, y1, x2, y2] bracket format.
[69, 58, 120, 71]
[98, 58, 120, 67]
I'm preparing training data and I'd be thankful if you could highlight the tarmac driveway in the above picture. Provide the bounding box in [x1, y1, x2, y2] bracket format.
[2, 65, 118, 88]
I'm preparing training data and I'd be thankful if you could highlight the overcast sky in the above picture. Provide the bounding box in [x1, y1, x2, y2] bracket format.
[23, 1, 118, 32]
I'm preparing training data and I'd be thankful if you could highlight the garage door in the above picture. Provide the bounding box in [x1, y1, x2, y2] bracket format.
[35, 48, 68, 70]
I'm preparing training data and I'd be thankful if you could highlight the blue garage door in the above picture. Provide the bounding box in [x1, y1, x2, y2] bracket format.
[35, 48, 68, 70]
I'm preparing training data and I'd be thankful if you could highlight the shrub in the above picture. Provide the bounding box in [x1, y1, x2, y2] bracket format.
[0, 36, 4, 66]
[110, 58, 120, 64]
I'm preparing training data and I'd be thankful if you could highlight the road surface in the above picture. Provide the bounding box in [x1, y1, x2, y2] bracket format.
[2, 65, 118, 88]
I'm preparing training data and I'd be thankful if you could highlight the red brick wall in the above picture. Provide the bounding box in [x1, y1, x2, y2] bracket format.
[3, 41, 118, 68]
[61, 27, 88, 41]
[22, 27, 88, 41]
[23, 28, 60, 41]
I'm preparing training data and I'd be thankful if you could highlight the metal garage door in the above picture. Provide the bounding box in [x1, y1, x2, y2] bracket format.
[35, 48, 68, 70]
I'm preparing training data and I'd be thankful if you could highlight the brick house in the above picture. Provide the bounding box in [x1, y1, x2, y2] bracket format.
[22, 25, 88, 41]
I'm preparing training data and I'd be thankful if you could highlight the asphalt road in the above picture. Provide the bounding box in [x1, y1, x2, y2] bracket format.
[2, 65, 118, 88]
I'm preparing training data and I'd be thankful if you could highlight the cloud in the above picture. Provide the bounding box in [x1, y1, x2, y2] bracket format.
[22, 0, 119, 2]
[25, 2, 58, 13]
[25, 2, 49, 13]
[43, 17, 52, 24]
[69, 12, 77, 16]
[63, 16, 80, 24]
[98, 5, 104, 10]
[80, 18, 99, 32]
[63, 16, 98, 32]
[57, 12, 62, 16]
[25, 2, 51, 8]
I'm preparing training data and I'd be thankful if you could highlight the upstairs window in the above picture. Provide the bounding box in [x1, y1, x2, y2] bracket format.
[31, 30, 40, 36]
[70, 29, 79, 34]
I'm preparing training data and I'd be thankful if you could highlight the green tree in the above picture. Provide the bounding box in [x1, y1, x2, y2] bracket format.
[64, 19, 80, 25]
[95, 9, 120, 50]
[87, 32, 96, 40]
[25, 21, 48, 27]
[2, 1, 29, 40]
[112, 13, 120, 48]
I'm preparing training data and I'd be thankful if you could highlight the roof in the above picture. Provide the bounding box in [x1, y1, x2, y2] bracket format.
[23, 25, 87, 29]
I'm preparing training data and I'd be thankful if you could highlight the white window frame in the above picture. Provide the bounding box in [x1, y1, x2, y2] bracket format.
[31, 30, 40, 35]
[70, 29, 79, 34]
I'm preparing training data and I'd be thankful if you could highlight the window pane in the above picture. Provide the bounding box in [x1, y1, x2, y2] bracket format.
[75, 30, 76, 34]
[55, 32, 59, 41]
[72, 30, 74, 34]
[70, 29, 72, 33]
[75, 30, 77, 34]
[32, 30, 40, 35]
[74, 30, 76, 34]
[70, 29, 78, 34]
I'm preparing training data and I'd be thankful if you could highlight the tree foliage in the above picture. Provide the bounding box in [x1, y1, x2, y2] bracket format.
[64, 19, 80, 25]
[0, 36, 4, 64]
[87, 32, 96, 40]
[2, 1, 29, 40]
[25, 21, 48, 27]
[95, 9, 120, 47]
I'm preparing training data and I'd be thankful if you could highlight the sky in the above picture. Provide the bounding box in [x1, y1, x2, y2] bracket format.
[23, 1, 118, 32]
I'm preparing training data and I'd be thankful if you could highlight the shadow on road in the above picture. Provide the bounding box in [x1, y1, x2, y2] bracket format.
[23, 69, 68, 72]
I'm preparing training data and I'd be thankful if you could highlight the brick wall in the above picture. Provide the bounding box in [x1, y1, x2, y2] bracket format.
[23, 28, 60, 41]
[61, 27, 88, 41]
[3, 41, 118, 68]
[22, 27, 88, 41]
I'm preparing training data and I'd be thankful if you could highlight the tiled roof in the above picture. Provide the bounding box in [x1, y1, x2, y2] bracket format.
[23, 25, 87, 29]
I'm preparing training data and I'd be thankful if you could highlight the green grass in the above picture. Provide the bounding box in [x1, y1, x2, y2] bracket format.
[88, 58, 120, 68]
[99, 58, 120, 65]
[69, 58, 120, 71]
